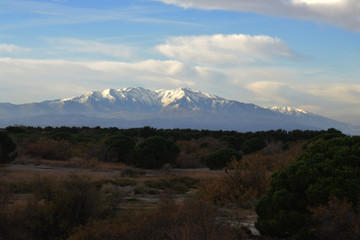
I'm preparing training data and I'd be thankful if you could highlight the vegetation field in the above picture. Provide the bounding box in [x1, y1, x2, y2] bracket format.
[1, 126, 359, 240]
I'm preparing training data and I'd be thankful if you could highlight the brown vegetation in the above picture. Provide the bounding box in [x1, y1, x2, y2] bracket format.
[0, 174, 250, 240]
[175, 137, 226, 168]
[19, 137, 75, 161]
[3, 126, 342, 239]
[69, 195, 245, 240]
[310, 197, 360, 240]
[199, 141, 305, 207]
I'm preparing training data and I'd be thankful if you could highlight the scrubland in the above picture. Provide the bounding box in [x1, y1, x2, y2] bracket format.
[1, 126, 358, 240]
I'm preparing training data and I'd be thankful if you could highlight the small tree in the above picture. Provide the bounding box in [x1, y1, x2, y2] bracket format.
[0, 132, 16, 163]
[255, 136, 360, 239]
[134, 136, 180, 169]
[241, 138, 266, 155]
[103, 135, 136, 164]
[202, 148, 241, 170]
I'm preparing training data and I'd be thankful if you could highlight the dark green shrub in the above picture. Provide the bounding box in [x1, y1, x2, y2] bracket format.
[220, 136, 243, 150]
[103, 135, 136, 164]
[0, 131, 17, 163]
[133, 136, 180, 169]
[255, 136, 360, 239]
[202, 148, 241, 170]
[49, 132, 76, 142]
[241, 138, 266, 155]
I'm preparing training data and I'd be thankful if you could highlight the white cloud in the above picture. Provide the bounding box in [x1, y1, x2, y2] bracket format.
[155, 0, 360, 31]
[47, 38, 135, 59]
[0, 44, 31, 54]
[307, 83, 360, 104]
[156, 34, 297, 65]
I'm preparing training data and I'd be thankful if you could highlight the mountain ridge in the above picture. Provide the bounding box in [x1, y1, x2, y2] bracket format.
[0, 87, 358, 135]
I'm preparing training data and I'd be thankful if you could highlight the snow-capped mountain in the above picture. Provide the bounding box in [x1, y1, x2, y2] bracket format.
[0, 87, 358, 135]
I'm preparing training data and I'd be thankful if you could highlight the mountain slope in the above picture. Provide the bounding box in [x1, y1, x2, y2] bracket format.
[0, 87, 358, 135]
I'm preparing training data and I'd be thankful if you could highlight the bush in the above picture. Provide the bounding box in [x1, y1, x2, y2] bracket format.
[22, 137, 74, 160]
[175, 139, 207, 168]
[0, 175, 103, 240]
[220, 135, 243, 150]
[255, 136, 360, 239]
[310, 197, 360, 240]
[102, 135, 136, 164]
[202, 148, 241, 170]
[133, 136, 180, 169]
[199, 158, 267, 207]
[0, 131, 17, 163]
[68, 196, 241, 240]
[241, 137, 266, 155]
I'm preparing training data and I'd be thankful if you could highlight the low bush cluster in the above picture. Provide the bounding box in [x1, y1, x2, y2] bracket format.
[0, 175, 244, 240]
[0, 175, 104, 240]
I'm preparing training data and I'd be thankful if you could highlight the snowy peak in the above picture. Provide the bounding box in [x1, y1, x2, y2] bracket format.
[60, 87, 228, 109]
[156, 88, 186, 106]
[61, 87, 160, 106]
[116, 87, 159, 105]
[155, 87, 223, 107]
[270, 106, 309, 116]
[1, 86, 357, 135]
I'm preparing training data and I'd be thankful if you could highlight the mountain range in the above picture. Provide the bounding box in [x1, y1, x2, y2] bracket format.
[0, 87, 358, 135]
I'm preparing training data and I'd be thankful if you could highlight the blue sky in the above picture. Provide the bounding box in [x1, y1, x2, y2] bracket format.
[0, 0, 359, 125]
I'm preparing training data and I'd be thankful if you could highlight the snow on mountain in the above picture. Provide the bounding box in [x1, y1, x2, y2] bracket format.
[0, 87, 358, 135]
[156, 87, 223, 107]
[270, 106, 308, 116]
